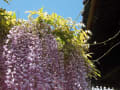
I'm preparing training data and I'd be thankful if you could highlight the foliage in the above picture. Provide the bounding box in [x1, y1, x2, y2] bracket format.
[0, 8, 16, 44]
[0, 8, 100, 89]
[3, 0, 11, 3]
[27, 8, 100, 78]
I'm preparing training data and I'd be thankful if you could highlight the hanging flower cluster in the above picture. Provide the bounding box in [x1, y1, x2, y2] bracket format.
[0, 23, 90, 90]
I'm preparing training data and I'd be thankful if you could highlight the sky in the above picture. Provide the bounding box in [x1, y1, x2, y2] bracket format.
[0, 0, 83, 22]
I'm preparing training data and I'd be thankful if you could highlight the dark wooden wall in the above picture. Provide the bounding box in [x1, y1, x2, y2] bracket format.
[82, 0, 120, 87]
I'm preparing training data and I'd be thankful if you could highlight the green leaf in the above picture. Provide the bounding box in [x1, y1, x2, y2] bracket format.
[12, 12, 16, 19]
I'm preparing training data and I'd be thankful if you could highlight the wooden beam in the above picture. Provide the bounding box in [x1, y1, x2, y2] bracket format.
[87, 0, 97, 30]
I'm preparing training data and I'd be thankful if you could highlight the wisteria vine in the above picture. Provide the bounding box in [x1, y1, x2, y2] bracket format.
[0, 23, 90, 90]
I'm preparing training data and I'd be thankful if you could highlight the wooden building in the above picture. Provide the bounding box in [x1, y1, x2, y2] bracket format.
[82, 0, 120, 88]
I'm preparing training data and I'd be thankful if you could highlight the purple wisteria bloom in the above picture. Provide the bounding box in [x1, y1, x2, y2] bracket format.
[0, 24, 89, 90]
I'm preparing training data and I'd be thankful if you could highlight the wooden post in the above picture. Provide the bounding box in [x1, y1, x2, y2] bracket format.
[87, 0, 97, 30]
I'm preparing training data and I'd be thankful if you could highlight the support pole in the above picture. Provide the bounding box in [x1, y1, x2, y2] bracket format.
[87, 0, 97, 30]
